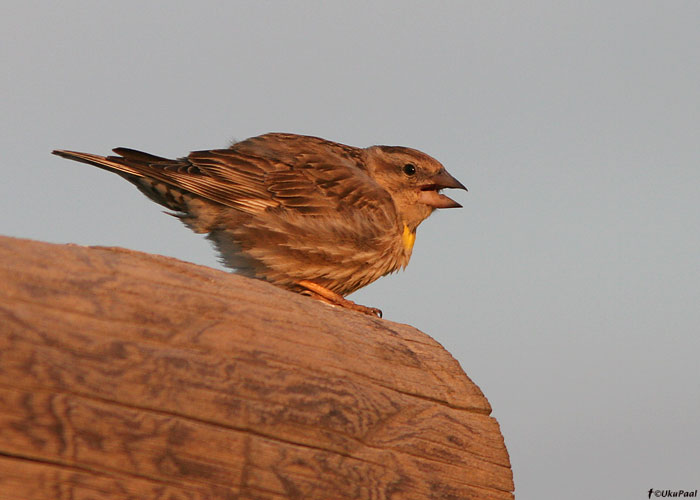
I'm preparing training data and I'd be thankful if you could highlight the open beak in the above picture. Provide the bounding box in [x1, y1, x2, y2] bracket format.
[418, 169, 468, 208]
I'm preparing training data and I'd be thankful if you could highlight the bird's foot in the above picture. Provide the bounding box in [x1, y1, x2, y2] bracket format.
[297, 280, 382, 318]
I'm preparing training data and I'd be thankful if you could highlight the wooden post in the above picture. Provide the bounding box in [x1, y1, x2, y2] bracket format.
[0, 235, 513, 499]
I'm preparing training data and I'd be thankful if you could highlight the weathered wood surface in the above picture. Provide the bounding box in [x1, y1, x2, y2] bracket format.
[0, 235, 513, 500]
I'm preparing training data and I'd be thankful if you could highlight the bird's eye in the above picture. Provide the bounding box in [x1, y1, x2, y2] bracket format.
[403, 163, 416, 176]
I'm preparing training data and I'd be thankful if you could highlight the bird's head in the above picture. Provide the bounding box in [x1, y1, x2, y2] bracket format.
[365, 145, 467, 231]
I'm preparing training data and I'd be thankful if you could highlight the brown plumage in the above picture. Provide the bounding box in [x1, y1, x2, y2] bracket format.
[53, 132, 466, 316]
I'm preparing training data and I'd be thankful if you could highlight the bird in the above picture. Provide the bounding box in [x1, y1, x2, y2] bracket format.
[53, 133, 466, 317]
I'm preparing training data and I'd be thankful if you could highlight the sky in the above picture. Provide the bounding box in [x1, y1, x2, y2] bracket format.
[2, 2, 699, 498]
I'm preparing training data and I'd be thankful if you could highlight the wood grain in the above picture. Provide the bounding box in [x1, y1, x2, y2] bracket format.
[0, 235, 513, 499]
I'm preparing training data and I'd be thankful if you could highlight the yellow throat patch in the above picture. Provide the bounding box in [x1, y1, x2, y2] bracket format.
[402, 224, 416, 252]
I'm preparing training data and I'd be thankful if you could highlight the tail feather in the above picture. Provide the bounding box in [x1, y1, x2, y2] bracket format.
[52, 149, 144, 178]
[112, 147, 169, 163]
[52, 148, 199, 215]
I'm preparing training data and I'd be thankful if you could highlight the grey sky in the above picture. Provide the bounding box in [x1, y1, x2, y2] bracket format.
[2, 2, 699, 498]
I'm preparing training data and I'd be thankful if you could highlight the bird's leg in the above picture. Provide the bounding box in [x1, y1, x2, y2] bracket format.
[297, 280, 382, 318]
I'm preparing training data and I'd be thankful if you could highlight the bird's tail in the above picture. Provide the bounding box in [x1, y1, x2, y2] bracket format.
[53, 148, 203, 221]
[51, 148, 167, 179]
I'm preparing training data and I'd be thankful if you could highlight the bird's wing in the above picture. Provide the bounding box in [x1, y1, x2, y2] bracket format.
[189, 144, 396, 218]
